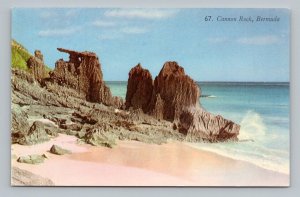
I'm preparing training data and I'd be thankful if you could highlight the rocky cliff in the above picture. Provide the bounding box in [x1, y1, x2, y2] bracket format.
[11, 68, 184, 146]
[11, 47, 182, 147]
[11, 44, 239, 146]
[125, 62, 240, 142]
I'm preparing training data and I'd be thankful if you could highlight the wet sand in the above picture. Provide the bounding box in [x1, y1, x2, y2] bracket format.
[11, 134, 289, 186]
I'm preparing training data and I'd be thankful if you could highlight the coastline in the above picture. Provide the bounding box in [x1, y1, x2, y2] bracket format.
[10, 8, 290, 188]
[11, 134, 289, 186]
[185, 142, 290, 175]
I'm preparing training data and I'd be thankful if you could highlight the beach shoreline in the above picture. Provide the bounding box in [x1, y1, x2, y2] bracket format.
[11, 134, 289, 187]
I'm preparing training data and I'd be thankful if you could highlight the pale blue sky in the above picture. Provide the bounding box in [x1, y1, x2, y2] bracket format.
[12, 8, 290, 82]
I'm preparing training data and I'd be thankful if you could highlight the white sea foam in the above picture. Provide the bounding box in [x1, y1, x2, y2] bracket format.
[207, 95, 217, 98]
[239, 111, 267, 141]
[201, 95, 217, 98]
[188, 111, 289, 174]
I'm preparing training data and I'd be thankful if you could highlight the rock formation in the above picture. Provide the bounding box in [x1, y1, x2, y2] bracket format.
[26, 50, 46, 81]
[125, 61, 240, 142]
[12, 45, 239, 147]
[125, 62, 200, 121]
[49, 48, 123, 107]
[125, 64, 153, 112]
[11, 66, 184, 147]
[178, 108, 240, 142]
[151, 61, 201, 121]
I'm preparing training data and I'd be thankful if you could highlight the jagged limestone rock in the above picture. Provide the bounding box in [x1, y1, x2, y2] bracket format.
[125, 62, 240, 142]
[50, 48, 123, 107]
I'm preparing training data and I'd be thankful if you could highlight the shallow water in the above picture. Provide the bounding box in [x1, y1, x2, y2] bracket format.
[106, 81, 290, 174]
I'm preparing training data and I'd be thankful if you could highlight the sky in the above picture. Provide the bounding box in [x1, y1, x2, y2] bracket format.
[12, 8, 290, 82]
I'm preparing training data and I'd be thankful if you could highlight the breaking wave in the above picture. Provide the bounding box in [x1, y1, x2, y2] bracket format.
[200, 95, 217, 98]
[239, 111, 267, 141]
[189, 111, 289, 174]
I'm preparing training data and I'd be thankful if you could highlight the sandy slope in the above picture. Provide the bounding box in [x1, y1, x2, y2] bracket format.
[11, 134, 289, 186]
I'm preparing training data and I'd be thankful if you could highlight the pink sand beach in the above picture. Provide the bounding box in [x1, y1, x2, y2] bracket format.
[11, 134, 289, 186]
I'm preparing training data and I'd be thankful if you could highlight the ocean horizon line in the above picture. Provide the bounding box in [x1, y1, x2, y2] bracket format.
[105, 81, 290, 84]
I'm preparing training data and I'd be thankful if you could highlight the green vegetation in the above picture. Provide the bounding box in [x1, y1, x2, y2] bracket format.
[11, 39, 52, 72]
[11, 39, 31, 70]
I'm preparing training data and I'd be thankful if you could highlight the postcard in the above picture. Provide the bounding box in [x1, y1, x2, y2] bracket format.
[11, 8, 290, 186]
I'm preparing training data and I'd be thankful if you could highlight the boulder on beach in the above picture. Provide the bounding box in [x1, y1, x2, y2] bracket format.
[84, 127, 116, 148]
[17, 154, 47, 164]
[50, 145, 71, 155]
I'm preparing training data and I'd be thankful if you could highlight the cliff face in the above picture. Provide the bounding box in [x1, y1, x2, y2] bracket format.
[125, 62, 240, 142]
[50, 48, 122, 107]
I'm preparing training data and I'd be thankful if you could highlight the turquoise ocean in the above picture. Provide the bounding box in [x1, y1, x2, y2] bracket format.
[107, 81, 290, 174]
